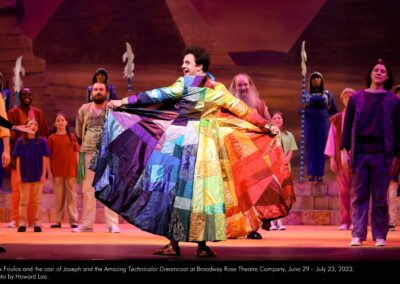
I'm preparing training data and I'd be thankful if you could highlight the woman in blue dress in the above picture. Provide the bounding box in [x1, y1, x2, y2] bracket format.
[305, 72, 337, 182]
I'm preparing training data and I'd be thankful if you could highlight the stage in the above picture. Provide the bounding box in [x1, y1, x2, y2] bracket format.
[1, 223, 399, 261]
[0, 224, 399, 279]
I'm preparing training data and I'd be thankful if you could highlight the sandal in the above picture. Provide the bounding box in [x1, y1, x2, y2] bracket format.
[153, 243, 181, 256]
[196, 246, 217, 257]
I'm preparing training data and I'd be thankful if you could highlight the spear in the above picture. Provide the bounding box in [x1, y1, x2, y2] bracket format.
[122, 42, 135, 94]
[13, 56, 25, 106]
[299, 41, 307, 184]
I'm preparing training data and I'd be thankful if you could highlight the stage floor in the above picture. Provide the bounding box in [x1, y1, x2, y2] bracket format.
[1, 224, 399, 261]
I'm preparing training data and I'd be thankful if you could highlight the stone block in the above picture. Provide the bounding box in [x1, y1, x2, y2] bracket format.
[312, 182, 328, 196]
[0, 207, 9, 222]
[293, 182, 312, 196]
[330, 210, 341, 225]
[314, 196, 329, 210]
[0, 192, 10, 207]
[327, 181, 339, 196]
[291, 196, 313, 210]
[301, 210, 330, 225]
[328, 196, 340, 210]
[285, 210, 301, 225]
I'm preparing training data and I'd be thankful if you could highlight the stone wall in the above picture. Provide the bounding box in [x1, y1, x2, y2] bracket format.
[2, 179, 398, 225]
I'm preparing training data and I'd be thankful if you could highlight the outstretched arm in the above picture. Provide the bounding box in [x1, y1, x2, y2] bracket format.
[108, 77, 185, 109]
[0, 116, 33, 134]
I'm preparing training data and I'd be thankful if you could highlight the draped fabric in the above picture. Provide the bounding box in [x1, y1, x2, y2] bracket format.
[92, 75, 295, 242]
[217, 110, 295, 238]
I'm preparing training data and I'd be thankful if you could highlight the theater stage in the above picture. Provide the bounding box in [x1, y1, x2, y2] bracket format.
[0, 224, 399, 280]
[1, 224, 399, 261]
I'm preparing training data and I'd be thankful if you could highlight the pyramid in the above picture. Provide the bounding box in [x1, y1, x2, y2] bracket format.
[284, 0, 400, 67]
[34, 0, 233, 66]
[0, 0, 58, 123]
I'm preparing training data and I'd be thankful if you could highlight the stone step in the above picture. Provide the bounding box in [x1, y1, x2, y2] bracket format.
[286, 210, 340, 226]
[2, 179, 398, 225]
[0, 180, 343, 225]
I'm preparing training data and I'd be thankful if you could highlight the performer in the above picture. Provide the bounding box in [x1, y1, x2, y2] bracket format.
[0, 72, 12, 111]
[13, 118, 50, 233]
[96, 46, 294, 256]
[388, 85, 400, 231]
[48, 113, 80, 229]
[228, 73, 271, 239]
[7, 87, 48, 229]
[325, 88, 356, 230]
[74, 82, 121, 233]
[87, 67, 118, 102]
[0, 85, 10, 253]
[269, 111, 298, 231]
[341, 59, 400, 247]
[388, 84, 400, 231]
[304, 72, 337, 182]
[229, 73, 271, 120]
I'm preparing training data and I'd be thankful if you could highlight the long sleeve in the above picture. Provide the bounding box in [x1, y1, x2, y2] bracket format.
[328, 91, 338, 115]
[0, 96, 10, 137]
[340, 96, 356, 151]
[75, 106, 84, 140]
[123, 77, 185, 106]
[393, 98, 400, 157]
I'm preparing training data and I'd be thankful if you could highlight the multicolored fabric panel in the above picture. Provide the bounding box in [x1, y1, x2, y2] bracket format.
[216, 111, 295, 238]
[93, 75, 295, 242]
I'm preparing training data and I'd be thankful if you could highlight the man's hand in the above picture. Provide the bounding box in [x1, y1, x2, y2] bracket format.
[2, 151, 10, 168]
[107, 100, 123, 109]
[270, 125, 280, 136]
[341, 150, 351, 169]
[11, 125, 34, 134]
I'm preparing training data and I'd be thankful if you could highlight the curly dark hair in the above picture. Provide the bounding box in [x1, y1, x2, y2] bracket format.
[183, 46, 210, 72]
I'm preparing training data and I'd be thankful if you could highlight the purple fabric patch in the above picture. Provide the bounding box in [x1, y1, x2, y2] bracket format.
[127, 95, 139, 105]
[112, 111, 141, 130]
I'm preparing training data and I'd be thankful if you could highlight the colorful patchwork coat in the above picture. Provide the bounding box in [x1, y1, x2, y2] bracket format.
[92, 75, 295, 242]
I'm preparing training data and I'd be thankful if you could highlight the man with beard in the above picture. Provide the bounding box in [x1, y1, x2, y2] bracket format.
[73, 82, 121, 233]
[229, 73, 271, 120]
[228, 73, 272, 239]
[6, 87, 49, 229]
